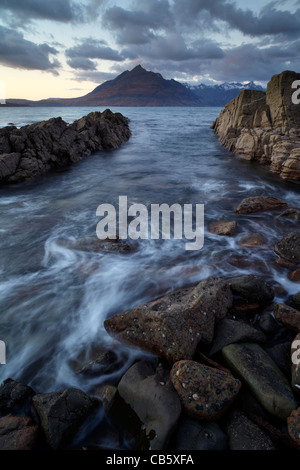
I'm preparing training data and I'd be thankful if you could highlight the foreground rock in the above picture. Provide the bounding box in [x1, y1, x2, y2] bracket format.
[118, 361, 181, 450]
[0, 416, 39, 450]
[226, 410, 276, 450]
[273, 303, 300, 332]
[170, 360, 241, 420]
[104, 277, 233, 363]
[0, 378, 35, 417]
[274, 232, 300, 264]
[208, 220, 237, 236]
[229, 274, 275, 306]
[222, 342, 297, 420]
[0, 110, 131, 183]
[211, 70, 300, 180]
[32, 387, 99, 449]
[235, 196, 288, 215]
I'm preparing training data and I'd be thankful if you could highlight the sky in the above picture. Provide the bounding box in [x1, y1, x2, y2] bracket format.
[0, 0, 299, 100]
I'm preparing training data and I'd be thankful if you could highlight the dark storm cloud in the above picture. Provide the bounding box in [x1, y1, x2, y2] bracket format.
[103, 0, 173, 45]
[0, 0, 82, 23]
[0, 25, 60, 73]
[173, 0, 300, 37]
[66, 38, 125, 62]
[66, 57, 97, 71]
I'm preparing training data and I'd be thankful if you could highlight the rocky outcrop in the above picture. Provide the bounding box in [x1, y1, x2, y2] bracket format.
[104, 277, 233, 363]
[0, 109, 131, 183]
[211, 70, 300, 180]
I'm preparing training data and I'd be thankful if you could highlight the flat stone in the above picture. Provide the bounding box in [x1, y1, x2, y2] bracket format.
[273, 303, 300, 332]
[208, 220, 237, 236]
[235, 197, 288, 214]
[104, 278, 233, 363]
[222, 342, 297, 420]
[170, 360, 241, 421]
[118, 361, 182, 450]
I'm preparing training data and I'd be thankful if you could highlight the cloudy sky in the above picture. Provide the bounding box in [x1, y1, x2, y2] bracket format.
[0, 0, 299, 100]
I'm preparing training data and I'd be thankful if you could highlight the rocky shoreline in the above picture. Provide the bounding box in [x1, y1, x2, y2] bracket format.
[1, 195, 300, 451]
[211, 71, 300, 180]
[0, 109, 131, 184]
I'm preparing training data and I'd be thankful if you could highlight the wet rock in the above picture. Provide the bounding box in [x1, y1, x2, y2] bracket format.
[274, 232, 300, 264]
[277, 207, 300, 221]
[229, 274, 274, 305]
[61, 236, 134, 254]
[209, 318, 266, 357]
[275, 257, 297, 269]
[32, 387, 99, 449]
[175, 418, 227, 450]
[291, 334, 300, 394]
[170, 360, 241, 421]
[290, 269, 300, 283]
[273, 303, 300, 332]
[235, 196, 288, 214]
[118, 361, 181, 450]
[69, 346, 122, 378]
[287, 408, 300, 447]
[222, 342, 297, 420]
[0, 378, 35, 417]
[208, 220, 237, 236]
[0, 110, 131, 184]
[0, 416, 39, 450]
[258, 311, 281, 337]
[291, 291, 300, 310]
[239, 233, 265, 246]
[226, 410, 276, 450]
[104, 277, 233, 363]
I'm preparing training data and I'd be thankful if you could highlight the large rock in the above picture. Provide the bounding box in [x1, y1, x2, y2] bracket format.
[222, 342, 297, 420]
[0, 110, 131, 183]
[274, 232, 300, 264]
[170, 360, 241, 420]
[229, 274, 275, 305]
[0, 416, 39, 450]
[117, 361, 181, 450]
[104, 278, 233, 363]
[235, 196, 288, 215]
[0, 378, 35, 417]
[226, 410, 276, 450]
[32, 387, 99, 449]
[273, 303, 300, 332]
[211, 71, 300, 180]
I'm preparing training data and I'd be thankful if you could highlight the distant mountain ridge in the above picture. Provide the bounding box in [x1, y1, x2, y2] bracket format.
[181, 80, 265, 106]
[5, 65, 264, 107]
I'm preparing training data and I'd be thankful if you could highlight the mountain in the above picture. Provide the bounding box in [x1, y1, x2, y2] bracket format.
[7, 65, 202, 107]
[5, 65, 264, 107]
[181, 81, 265, 106]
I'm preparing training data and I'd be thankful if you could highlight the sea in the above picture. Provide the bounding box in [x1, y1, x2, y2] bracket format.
[0, 106, 299, 448]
